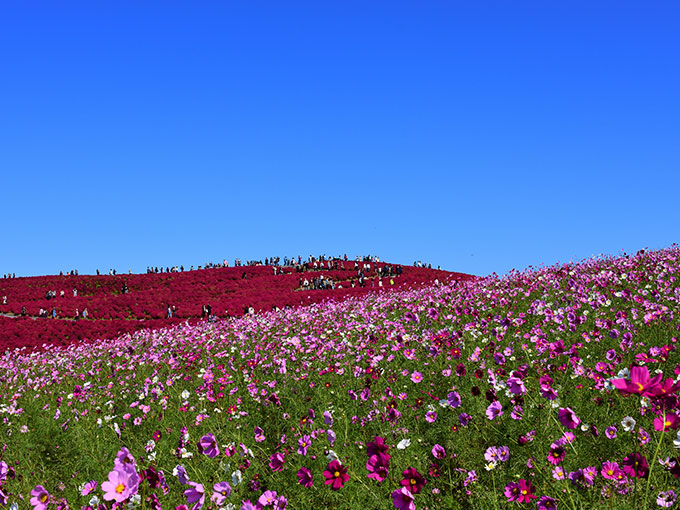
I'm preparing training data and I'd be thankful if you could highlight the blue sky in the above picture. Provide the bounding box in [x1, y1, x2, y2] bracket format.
[2, 2, 678, 277]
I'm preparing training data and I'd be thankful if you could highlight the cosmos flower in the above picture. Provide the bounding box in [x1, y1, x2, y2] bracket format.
[297, 467, 313, 488]
[102, 466, 140, 503]
[507, 376, 526, 395]
[558, 407, 581, 429]
[184, 482, 205, 510]
[366, 453, 390, 482]
[432, 444, 446, 459]
[254, 427, 265, 443]
[211, 482, 232, 506]
[654, 412, 680, 432]
[269, 453, 285, 472]
[622, 453, 649, 478]
[622, 416, 637, 432]
[30, 485, 50, 510]
[447, 390, 461, 408]
[657, 490, 677, 508]
[198, 433, 220, 458]
[323, 460, 349, 490]
[297, 435, 311, 456]
[610, 366, 663, 396]
[400, 467, 426, 494]
[392, 487, 415, 510]
[486, 401, 503, 420]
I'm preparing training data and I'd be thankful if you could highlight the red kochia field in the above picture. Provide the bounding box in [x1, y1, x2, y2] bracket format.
[0, 261, 473, 351]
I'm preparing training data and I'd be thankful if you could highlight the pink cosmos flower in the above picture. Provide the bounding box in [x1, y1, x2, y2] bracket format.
[114, 447, 136, 470]
[611, 366, 663, 397]
[392, 487, 416, 510]
[546, 446, 565, 465]
[653, 412, 680, 431]
[80, 480, 98, 496]
[30, 485, 50, 510]
[600, 461, 621, 480]
[425, 411, 437, 423]
[557, 407, 581, 429]
[257, 490, 278, 507]
[254, 427, 265, 443]
[198, 433, 220, 458]
[432, 444, 446, 459]
[657, 490, 677, 508]
[297, 467, 313, 487]
[184, 481, 205, 510]
[486, 401, 503, 420]
[211, 482, 231, 506]
[102, 466, 140, 503]
[323, 460, 349, 490]
[410, 371, 423, 383]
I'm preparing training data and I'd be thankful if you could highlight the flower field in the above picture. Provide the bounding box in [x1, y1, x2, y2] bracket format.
[1, 247, 680, 509]
[0, 262, 464, 352]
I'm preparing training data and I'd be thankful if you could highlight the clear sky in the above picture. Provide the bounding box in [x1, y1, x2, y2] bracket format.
[2, 1, 678, 277]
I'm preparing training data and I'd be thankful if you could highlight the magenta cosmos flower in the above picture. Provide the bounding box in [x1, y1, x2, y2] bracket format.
[269, 452, 285, 472]
[392, 487, 415, 510]
[323, 460, 349, 490]
[297, 467, 313, 487]
[504, 479, 537, 503]
[410, 371, 423, 383]
[30, 485, 50, 510]
[366, 452, 390, 482]
[366, 436, 389, 457]
[610, 366, 663, 397]
[622, 453, 649, 478]
[198, 433, 220, 458]
[557, 407, 581, 429]
[102, 466, 140, 503]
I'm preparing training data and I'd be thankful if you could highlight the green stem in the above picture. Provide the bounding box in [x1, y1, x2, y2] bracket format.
[643, 412, 666, 509]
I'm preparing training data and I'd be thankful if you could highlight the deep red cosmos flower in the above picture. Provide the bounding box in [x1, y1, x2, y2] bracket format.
[400, 467, 426, 494]
[323, 460, 349, 490]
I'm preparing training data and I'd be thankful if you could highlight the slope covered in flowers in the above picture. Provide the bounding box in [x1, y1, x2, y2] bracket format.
[1, 247, 680, 509]
[0, 262, 464, 351]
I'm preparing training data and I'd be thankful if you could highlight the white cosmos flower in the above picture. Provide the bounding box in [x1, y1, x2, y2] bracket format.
[397, 438, 411, 450]
[621, 416, 636, 432]
[232, 469, 242, 485]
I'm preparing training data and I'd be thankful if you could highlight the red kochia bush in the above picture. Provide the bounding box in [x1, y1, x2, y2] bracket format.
[0, 263, 474, 351]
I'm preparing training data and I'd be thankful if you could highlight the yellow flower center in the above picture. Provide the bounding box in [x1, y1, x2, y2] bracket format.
[334, 471, 340, 477]
[411, 478, 416, 485]
[116, 483, 126, 494]
[40, 494, 48, 503]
